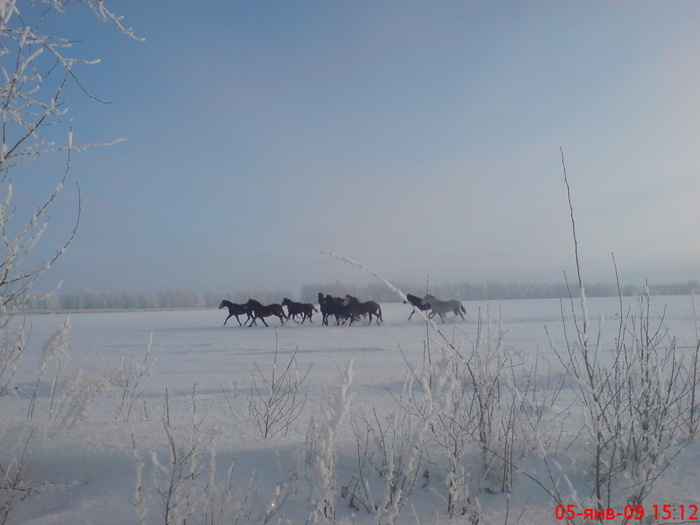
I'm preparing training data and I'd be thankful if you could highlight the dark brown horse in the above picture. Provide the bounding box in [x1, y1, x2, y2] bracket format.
[244, 299, 287, 327]
[403, 293, 431, 321]
[317, 293, 351, 326]
[281, 298, 317, 324]
[344, 295, 383, 325]
[219, 299, 252, 326]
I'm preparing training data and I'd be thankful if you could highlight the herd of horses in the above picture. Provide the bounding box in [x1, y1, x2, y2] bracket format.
[218, 292, 466, 327]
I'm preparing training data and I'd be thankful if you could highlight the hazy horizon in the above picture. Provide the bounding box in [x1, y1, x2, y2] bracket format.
[33, 276, 700, 301]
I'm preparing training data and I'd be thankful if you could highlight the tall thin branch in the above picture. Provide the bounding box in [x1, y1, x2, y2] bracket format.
[560, 148, 582, 291]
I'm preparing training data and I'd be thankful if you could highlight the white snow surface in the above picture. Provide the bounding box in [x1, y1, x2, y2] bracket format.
[3, 296, 699, 524]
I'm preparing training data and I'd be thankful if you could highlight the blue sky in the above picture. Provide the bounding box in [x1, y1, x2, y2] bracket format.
[18, 1, 700, 294]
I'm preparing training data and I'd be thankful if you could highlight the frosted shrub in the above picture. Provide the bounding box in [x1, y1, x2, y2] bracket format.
[0, 2, 139, 522]
[614, 292, 698, 504]
[420, 351, 475, 518]
[140, 387, 294, 525]
[24, 319, 108, 436]
[248, 336, 312, 439]
[148, 388, 216, 525]
[553, 284, 700, 512]
[106, 333, 156, 422]
[25, 319, 70, 422]
[421, 309, 527, 519]
[0, 433, 32, 525]
[25, 319, 72, 435]
[348, 401, 430, 521]
[307, 360, 353, 523]
[0, 319, 69, 524]
[135, 426, 291, 525]
[224, 470, 293, 525]
[55, 368, 109, 432]
[687, 291, 700, 436]
[461, 311, 528, 494]
[0, 326, 24, 397]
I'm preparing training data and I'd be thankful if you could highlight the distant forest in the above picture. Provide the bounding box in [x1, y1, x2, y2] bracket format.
[26, 280, 700, 311]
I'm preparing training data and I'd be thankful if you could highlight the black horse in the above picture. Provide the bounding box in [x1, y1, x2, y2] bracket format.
[403, 293, 431, 321]
[219, 299, 252, 326]
[344, 295, 383, 325]
[317, 293, 351, 326]
[244, 299, 287, 327]
[281, 298, 317, 324]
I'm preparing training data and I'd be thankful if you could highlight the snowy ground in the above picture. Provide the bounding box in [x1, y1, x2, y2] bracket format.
[2, 295, 699, 524]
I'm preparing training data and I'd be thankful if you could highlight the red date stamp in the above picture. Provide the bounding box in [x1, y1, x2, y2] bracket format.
[555, 504, 699, 521]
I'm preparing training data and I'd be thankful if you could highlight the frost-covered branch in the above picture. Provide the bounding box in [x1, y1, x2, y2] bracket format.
[0, 2, 138, 522]
[248, 334, 312, 439]
[307, 360, 353, 523]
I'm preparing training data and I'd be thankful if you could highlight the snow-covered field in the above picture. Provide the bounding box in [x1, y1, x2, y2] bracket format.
[3, 295, 700, 524]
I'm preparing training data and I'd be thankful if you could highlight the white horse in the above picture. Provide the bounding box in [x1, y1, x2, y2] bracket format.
[423, 294, 466, 323]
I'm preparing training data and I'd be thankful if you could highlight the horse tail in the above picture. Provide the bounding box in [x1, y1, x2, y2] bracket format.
[460, 303, 466, 313]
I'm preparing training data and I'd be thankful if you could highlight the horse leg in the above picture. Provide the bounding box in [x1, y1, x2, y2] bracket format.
[223, 313, 232, 326]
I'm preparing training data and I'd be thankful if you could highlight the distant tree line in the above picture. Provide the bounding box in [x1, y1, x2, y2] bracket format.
[28, 289, 203, 311]
[300, 280, 700, 303]
[26, 280, 700, 311]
